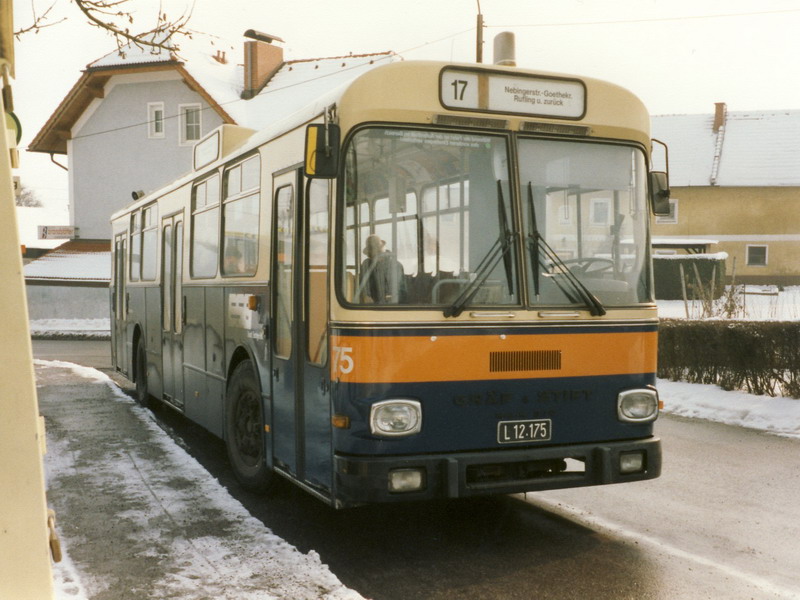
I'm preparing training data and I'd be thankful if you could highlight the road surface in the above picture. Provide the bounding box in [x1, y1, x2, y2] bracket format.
[33, 339, 800, 599]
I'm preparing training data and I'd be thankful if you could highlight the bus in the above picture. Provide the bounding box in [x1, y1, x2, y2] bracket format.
[110, 57, 670, 508]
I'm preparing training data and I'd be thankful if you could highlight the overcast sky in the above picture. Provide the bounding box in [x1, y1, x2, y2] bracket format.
[11, 0, 800, 210]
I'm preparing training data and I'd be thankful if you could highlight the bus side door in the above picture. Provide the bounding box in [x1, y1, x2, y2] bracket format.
[112, 233, 127, 374]
[161, 214, 185, 408]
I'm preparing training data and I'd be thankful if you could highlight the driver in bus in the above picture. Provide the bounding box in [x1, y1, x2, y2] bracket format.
[224, 245, 245, 275]
[360, 234, 407, 304]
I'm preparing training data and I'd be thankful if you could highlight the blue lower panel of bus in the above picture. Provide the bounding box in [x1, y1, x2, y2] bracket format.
[329, 373, 660, 506]
[333, 437, 661, 507]
[332, 373, 657, 455]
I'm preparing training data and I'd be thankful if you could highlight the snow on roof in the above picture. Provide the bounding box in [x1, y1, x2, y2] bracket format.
[228, 53, 397, 130]
[25, 240, 111, 283]
[652, 237, 719, 246]
[87, 32, 183, 69]
[177, 50, 397, 132]
[652, 109, 800, 187]
[87, 36, 396, 133]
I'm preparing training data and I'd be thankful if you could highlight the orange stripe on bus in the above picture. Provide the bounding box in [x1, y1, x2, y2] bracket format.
[330, 331, 657, 384]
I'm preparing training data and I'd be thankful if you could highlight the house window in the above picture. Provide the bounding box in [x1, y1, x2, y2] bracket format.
[147, 102, 165, 139]
[180, 103, 202, 145]
[656, 198, 679, 224]
[746, 244, 768, 267]
[590, 198, 610, 226]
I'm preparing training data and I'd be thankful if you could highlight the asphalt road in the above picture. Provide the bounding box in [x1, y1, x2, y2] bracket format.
[33, 339, 800, 600]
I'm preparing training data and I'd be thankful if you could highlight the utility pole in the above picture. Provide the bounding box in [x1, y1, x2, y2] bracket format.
[476, 1, 484, 63]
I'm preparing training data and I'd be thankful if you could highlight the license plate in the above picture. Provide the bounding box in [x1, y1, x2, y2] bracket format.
[497, 419, 552, 444]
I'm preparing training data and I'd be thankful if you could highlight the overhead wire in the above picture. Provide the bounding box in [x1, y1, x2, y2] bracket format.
[64, 6, 800, 144]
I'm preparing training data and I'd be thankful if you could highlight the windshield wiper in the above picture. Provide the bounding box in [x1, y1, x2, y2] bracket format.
[526, 182, 606, 316]
[444, 180, 516, 318]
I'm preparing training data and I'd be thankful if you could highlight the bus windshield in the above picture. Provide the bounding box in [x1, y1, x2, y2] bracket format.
[519, 138, 652, 308]
[337, 128, 652, 310]
[339, 128, 519, 309]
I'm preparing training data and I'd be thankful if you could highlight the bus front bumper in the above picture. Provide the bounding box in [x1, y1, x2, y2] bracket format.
[333, 437, 661, 508]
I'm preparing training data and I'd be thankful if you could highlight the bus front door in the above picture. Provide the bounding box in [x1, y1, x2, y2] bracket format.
[271, 170, 332, 493]
[271, 172, 300, 476]
[161, 215, 185, 409]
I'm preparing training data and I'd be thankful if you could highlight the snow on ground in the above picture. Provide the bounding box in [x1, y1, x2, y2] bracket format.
[40, 359, 363, 600]
[30, 318, 110, 338]
[658, 285, 800, 320]
[658, 378, 800, 439]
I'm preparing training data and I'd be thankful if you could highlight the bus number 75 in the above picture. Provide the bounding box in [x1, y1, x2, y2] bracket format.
[332, 345, 354, 375]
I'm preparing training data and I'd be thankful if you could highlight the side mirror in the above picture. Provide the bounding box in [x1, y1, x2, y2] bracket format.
[304, 123, 340, 179]
[649, 171, 671, 216]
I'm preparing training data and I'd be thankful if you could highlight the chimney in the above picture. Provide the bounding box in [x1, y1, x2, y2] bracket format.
[242, 30, 285, 100]
[713, 102, 727, 133]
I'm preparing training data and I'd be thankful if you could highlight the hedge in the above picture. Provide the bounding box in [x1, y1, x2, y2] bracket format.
[658, 319, 800, 398]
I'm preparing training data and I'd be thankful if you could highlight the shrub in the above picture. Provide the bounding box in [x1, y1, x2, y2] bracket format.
[658, 319, 800, 398]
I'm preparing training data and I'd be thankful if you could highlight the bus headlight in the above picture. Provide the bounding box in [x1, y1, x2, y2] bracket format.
[617, 389, 659, 423]
[370, 400, 422, 437]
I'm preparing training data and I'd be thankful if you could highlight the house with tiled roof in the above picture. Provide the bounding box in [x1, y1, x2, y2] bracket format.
[24, 31, 395, 319]
[651, 103, 800, 285]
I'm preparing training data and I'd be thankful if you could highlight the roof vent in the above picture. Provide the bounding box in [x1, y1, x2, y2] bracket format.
[493, 32, 516, 67]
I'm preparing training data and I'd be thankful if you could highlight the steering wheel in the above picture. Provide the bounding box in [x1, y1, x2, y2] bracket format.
[548, 257, 614, 276]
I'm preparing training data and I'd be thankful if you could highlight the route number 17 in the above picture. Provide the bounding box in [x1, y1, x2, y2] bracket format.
[450, 79, 469, 101]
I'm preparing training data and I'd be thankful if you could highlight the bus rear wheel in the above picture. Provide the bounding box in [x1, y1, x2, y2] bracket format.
[225, 360, 273, 492]
[134, 342, 151, 407]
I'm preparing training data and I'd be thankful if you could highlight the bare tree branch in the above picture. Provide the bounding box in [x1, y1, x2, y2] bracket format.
[13, 1, 67, 38]
[14, 0, 195, 56]
[73, 0, 194, 56]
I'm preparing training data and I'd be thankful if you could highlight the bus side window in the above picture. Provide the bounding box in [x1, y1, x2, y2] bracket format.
[130, 212, 140, 282]
[274, 185, 294, 358]
[191, 174, 220, 278]
[141, 204, 158, 281]
[222, 155, 260, 276]
[307, 178, 329, 365]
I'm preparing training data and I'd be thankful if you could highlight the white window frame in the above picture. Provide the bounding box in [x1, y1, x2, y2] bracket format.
[179, 103, 202, 146]
[655, 198, 679, 224]
[746, 244, 768, 267]
[147, 102, 165, 139]
[589, 197, 610, 226]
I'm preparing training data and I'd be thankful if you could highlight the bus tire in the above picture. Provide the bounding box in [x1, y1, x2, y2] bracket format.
[134, 341, 151, 407]
[225, 360, 273, 492]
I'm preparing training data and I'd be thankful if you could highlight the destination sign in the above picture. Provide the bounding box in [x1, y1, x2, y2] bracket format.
[440, 68, 586, 119]
[38, 226, 76, 240]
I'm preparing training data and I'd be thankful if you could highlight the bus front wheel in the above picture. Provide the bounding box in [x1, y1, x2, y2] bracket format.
[225, 360, 273, 492]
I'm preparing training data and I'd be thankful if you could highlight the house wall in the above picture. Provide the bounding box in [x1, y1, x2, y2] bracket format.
[70, 72, 224, 240]
[652, 186, 800, 285]
[26, 284, 108, 320]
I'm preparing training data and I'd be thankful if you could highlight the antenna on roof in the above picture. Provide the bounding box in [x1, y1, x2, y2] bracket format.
[243, 30, 285, 45]
[476, 1, 484, 63]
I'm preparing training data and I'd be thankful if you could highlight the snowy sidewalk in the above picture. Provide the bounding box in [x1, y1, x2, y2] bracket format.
[36, 360, 363, 600]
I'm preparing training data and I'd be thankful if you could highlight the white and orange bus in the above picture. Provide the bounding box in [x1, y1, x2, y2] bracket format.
[111, 57, 669, 508]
